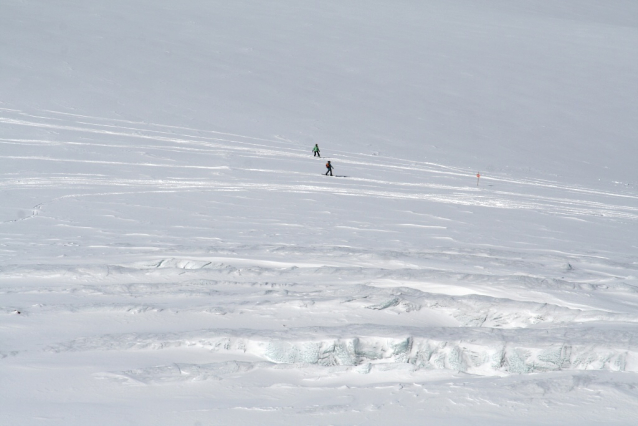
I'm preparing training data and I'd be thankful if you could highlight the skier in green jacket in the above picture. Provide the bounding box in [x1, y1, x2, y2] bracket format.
[312, 144, 321, 157]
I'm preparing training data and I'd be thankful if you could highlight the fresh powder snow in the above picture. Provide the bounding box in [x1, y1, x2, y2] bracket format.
[1, 1, 637, 425]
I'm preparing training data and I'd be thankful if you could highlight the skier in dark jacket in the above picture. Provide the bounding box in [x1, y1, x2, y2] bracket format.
[312, 144, 320, 157]
[325, 161, 334, 176]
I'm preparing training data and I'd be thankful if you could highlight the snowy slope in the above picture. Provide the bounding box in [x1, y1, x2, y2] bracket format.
[1, 1, 638, 425]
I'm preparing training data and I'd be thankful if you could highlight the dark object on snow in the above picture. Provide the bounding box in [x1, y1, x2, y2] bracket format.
[325, 161, 334, 176]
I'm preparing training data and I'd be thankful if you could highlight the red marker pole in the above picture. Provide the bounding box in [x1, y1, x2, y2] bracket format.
[476, 172, 480, 186]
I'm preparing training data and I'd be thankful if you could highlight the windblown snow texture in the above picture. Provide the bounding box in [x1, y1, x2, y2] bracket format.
[1, 1, 638, 425]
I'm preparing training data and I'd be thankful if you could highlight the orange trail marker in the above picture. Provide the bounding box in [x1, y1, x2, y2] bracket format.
[476, 172, 480, 186]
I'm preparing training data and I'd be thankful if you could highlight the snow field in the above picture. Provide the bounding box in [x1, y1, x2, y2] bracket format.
[1, 108, 637, 424]
[2, 1, 638, 424]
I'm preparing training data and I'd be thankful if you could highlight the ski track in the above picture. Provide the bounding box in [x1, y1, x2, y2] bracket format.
[1, 109, 637, 222]
[2, 108, 638, 422]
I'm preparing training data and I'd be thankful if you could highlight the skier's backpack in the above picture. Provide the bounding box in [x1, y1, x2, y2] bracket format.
[326, 162, 330, 168]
